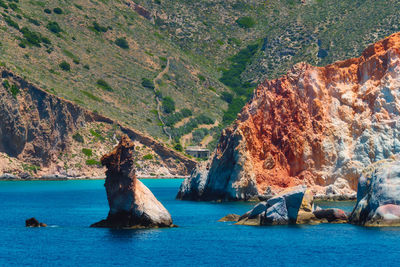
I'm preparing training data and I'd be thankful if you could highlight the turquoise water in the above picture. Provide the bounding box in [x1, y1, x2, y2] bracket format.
[0, 179, 400, 266]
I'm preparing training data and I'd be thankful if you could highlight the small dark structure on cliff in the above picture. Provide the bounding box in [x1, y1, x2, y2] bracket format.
[185, 146, 210, 159]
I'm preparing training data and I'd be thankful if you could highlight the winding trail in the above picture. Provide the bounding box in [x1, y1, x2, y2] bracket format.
[153, 57, 172, 142]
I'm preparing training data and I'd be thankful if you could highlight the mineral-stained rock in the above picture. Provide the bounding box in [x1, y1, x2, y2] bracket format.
[25, 217, 46, 227]
[178, 32, 400, 201]
[236, 186, 305, 225]
[349, 155, 400, 226]
[91, 135, 174, 229]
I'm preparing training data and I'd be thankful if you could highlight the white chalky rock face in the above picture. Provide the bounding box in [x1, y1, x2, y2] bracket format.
[178, 33, 400, 201]
[350, 155, 400, 226]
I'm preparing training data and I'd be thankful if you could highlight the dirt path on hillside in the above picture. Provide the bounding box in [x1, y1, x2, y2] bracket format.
[153, 58, 172, 142]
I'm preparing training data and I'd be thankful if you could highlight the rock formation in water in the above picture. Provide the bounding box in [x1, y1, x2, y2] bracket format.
[25, 217, 47, 227]
[349, 155, 400, 226]
[0, 67, 195, 178]
[236, 186, 306, 225]
[91, 135, 174, 229]
[224, 186, 348, 226]
[178, 32, 400, 201]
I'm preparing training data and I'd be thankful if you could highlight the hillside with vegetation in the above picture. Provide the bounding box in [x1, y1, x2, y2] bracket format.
[1, 0, 400, 153]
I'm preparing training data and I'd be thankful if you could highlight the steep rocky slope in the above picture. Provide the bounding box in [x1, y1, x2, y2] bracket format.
[178, 32, 400, 201]
[0, 67, 195, 178]
[1, 0, 400, 148]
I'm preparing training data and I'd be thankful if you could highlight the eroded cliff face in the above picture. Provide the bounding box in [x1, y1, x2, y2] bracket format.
[0, 68, 195, 178]
[178, 32, 400, 201]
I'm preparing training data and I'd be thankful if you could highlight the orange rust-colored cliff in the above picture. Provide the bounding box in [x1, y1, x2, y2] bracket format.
[178, 32, 400, 201]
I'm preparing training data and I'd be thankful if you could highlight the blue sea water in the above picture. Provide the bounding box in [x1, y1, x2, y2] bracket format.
[0, 179, 399, 267]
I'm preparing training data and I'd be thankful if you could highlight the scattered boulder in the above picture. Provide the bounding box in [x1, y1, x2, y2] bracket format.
[313, 208, 348, 223]
[218, 214, 240, 222]
[350, 156, 400, 226]
[91, 135, 174, 229]
[25, 217, 47, 227]
[236, 185, 306, 225]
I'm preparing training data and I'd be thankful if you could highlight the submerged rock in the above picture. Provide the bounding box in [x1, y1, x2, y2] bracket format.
[236, 186, 306, 225]
[91, 135, 174, 229]
[218, 214, 240, 222]
[350, 155, 400, 226]
[178, 32, 400, 201]
[25, 217, 46, 227]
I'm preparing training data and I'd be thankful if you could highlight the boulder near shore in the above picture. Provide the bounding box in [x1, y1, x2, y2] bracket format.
[91, 135, 174, 229]
[350, 155, 400, 226]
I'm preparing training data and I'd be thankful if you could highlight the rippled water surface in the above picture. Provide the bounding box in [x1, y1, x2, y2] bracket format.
[0, 179, 399, 266]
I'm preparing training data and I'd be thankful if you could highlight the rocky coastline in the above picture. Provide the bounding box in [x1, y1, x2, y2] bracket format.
[178, 32, 400, 202]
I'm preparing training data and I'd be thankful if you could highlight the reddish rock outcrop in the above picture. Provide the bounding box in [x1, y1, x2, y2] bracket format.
[25, 217, 47, 227]
[179, 32, 400, 201]
[91, 135, 174, 228]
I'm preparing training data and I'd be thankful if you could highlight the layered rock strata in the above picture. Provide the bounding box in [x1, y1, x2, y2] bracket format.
[91, 135, 174, 229]
[179, 32, 400, 201]
[0, 67, 195, 177]
[350, 155, 400, 226]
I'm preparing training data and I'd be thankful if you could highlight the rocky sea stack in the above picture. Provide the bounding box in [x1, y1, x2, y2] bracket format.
[91, 135, 174, 229]
[178, 32, 400, 201]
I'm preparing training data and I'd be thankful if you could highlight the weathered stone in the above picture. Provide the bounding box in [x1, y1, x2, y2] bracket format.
[237, 186, 306, 225]
[218, 214, 240, 222]
[178, 32, 400, 201]
[313, 208, 348, 223]
[0, 173, 19, 180]
[350, 155, 400, 226]
[91, 135, 174, 229]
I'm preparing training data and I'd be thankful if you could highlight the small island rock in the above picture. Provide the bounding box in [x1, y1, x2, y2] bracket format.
[91, 135, 174, 229]
[25, 217, 47, 227]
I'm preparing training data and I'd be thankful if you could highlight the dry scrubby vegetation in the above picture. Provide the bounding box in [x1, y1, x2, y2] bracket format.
[1, 0, 400, 153]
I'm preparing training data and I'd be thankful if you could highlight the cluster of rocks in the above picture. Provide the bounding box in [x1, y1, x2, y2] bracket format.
[220, 186, 349, 226]
[25, 217, 46, 227]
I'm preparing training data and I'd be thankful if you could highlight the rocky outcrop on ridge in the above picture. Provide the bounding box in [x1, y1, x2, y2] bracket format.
[0, 67, 195, 178]
[349, 155, 400, 226]
[178, 32, 400, 201]
[91, 135, 174, 229]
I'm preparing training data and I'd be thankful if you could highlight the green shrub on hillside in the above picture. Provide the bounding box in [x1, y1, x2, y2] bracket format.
[0, 0, 8, 9]
[96, 79, 113, 92]
[3, 15, 19, 29]
[47, 21, 62, 34]
[10, 84, 19, 98]
[8, 3, 17, 11]
[174, 143, 183, 151]
[86, 159, 101, 166]
[143, 154, 153, 160]
[141, 78, 154, 89]
[162, 96, 175, 113]
[236, 16, 255, 28]
[59, 61, 70, 71]
[81, 90, 101, 102]
[72, 133, 84, 143]
[44, 8, 51, 14]
[53, 7, 62, 14]
[20, 27, 42, 47]
[81, 148, 93, 157]
[220, 92, 233, 103]
[115, 37, 129, 49]
[91, 21, 108, 33]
